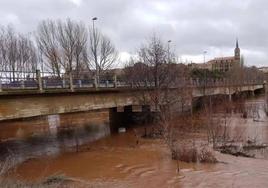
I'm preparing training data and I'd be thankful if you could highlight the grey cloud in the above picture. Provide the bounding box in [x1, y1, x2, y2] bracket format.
[0, 0, 268, 66]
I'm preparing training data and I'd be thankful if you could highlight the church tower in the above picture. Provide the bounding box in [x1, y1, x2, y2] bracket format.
[234, 39, 240, 60]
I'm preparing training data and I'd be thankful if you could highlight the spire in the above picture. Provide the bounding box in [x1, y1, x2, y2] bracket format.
[234, 38, 240, 60]
[236, 38, 239, 48]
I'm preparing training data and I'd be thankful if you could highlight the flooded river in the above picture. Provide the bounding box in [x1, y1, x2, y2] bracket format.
[1, 96, 268, 187]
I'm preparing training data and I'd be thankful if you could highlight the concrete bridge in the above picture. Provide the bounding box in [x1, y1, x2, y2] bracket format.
[0, 83, 264, 122]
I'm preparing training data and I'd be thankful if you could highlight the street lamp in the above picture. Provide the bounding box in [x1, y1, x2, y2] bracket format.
[203, 51, 208, 87]
[92, 17, 97, 32]
[92, 17, 98, 85]
[168, 40, 172, 63]
[203, 50, 207, 64]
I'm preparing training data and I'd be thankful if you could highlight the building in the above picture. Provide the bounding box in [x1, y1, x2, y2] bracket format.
[258, 67, 268, 81]
[258, 67, 268, 73]
[188, 62, 212, 70]
[207, 40, 241, 72]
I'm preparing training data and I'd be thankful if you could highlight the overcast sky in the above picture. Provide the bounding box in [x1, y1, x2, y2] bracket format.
[0, 0, 267, 67]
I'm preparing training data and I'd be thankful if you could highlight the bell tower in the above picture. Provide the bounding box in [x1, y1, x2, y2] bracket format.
[234, 39, 240, 60]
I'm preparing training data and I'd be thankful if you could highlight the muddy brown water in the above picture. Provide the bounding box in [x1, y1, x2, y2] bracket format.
[10, 131, 268, 188]
[1, 96, 268, 187]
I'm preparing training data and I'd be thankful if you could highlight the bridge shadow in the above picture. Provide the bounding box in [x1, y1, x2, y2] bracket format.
[109, 105, 155, 133]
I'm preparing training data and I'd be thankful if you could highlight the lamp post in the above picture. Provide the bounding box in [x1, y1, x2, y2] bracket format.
[92, 17, 97, 33]
[203, 50, 207, 64]
[168, 40, 172, 63]
[203, 51, 207, 87]
[92, 17, 98, 86]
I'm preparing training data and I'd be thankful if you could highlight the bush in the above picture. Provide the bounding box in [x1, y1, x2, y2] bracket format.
[199, 146, 218, 163]
[172, 145, 198, 163]
[171, 144, 217, 163]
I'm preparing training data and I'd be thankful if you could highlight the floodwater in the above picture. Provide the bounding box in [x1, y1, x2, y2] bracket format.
[2, 96, 268, 187]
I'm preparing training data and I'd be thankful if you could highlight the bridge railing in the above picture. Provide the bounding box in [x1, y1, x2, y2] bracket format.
[0, 70, 129, 91]
[190, 78, 264, 88]
[0, 70, 38, 90]
[0, 70, 265, 92]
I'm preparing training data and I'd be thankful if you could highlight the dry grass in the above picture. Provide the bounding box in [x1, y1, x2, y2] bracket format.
[171, 143, 217, 163]
[198, 146, 218, 163]
[0, 158, 69, 188]
[0, 176, 69, 188]
[172, 144, 198, 163]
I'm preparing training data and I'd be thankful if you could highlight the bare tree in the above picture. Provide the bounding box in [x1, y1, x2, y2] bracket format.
[0, 27, 4, 69]
[125, 35, 188, 148]
[88, 27, 118, 84]
[37, 19, 88, 78]
[17, 34, 37, 74]
[57, 19, 88, 76]
[124, 59, 149, 88]
[227, 57, 264, 86]
[123, 35, 217, 165]
[36, 20, 63, 77]
[0, 26, 37, 81]
[2, 27, 19, 81]
[137, 36, 185, 113]
[73, 23, 87, 78]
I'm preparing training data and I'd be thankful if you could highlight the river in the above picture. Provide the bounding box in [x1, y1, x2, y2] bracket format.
[1, 96, 268, 187]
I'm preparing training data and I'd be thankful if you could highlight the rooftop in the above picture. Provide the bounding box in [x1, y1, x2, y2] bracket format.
[212, 56, 235, 61]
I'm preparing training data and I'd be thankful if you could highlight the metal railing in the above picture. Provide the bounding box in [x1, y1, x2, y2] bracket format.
[0, 70, 265, 92]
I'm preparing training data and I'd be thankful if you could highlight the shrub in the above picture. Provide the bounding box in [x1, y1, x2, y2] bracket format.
[171, 144, 217, 163]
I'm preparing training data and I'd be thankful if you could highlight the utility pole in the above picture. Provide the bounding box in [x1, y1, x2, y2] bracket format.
[203, 51, 207, 64]
[168, 40, 172, 63]
[203, 51, 207, 87]
[92, 17, 98, 86]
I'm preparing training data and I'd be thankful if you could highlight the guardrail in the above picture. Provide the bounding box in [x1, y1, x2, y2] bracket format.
[0, 70, 265, 92]
[0, 70, 129, 92]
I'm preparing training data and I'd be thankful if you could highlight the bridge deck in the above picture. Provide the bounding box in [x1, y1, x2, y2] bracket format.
[0, 84, 265, 121]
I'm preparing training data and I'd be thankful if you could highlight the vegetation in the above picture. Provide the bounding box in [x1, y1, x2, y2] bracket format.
[172, 143, 217, 163]
[123, 34, 266, 166]
[124, 35, 219, 167]
[190, 68, 225, 80]
[0, 157, 75, 188]
[0, 19, 118, 83]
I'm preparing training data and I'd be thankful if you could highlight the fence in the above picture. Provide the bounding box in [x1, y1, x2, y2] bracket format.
[0, 70, 127, 91]
[0, 70, 265, 92]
